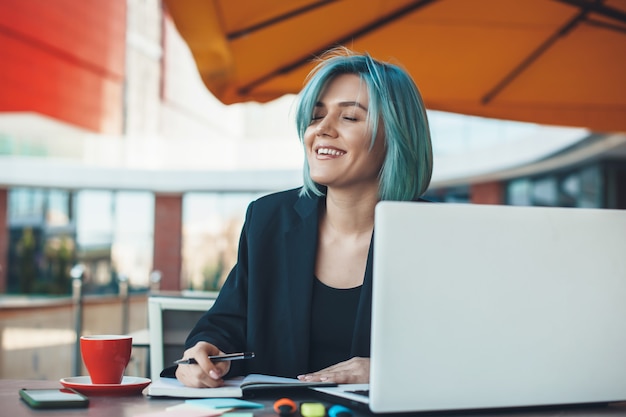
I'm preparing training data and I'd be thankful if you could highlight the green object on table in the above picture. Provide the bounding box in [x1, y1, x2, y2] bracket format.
[300, 402, 326, 417]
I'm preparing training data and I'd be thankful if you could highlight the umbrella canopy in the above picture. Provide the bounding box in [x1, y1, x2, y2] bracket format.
[163, 0, 626, 133]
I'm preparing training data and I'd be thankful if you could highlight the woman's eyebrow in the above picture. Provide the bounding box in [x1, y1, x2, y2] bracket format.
[314, 101, 368, 111]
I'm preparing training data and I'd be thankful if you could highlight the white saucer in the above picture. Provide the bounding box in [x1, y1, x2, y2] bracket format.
[60, 376, 151, 396]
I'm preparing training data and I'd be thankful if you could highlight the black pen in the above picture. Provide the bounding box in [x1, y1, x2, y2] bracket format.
[174, 351, 255, 365]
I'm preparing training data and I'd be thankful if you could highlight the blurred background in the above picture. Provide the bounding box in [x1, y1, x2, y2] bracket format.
[0, 0, 624, 380]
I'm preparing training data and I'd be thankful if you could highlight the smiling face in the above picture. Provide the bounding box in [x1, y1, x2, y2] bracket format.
[304, 73, 386, 194]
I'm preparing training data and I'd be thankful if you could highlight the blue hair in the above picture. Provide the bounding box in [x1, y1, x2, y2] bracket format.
[294, 47, 433, 201]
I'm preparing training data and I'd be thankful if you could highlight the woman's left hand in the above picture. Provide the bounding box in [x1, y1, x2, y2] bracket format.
[297, 357, 370, 384]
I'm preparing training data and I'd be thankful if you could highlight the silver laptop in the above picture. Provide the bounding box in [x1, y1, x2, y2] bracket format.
[314, 202, 626, 413]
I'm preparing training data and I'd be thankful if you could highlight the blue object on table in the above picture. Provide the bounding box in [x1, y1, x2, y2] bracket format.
[185, 398, 264, 409]
[328, 404, 353, 417]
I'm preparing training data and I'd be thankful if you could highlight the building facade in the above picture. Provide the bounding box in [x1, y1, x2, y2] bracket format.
[1, 0, 624, 295]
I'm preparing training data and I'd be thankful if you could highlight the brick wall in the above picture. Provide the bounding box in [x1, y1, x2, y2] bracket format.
[153, 194, 183, 290]
[471, 181, 504, 205]
[0, 189, 6, 293]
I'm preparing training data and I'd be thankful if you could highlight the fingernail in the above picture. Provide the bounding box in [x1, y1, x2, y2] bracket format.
[209, 370, 220, 379]
[320, 376, 328, 381]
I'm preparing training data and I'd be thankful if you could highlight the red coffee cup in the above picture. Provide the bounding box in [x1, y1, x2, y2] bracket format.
[80, 335, 132, 384]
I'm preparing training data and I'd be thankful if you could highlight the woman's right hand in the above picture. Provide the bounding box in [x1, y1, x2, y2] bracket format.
[175, 341, 231, 387]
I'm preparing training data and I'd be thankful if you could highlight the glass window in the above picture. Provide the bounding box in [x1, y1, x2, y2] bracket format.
[507, 179, 532, 206]
[605, 160, 626, 209]
[74, 190, 115, 292]
[111, 191, 154, 288]
[8, 188, 46, 225]
[46, 189, 71, 226]
[8, 188, 155, 295]
[558, 172, 579, 207]
[182, 192, 263, 291]
[532, 177, 558, 206]
[506, 164, 606, 209]
[7, 188, 75, 294]
[42, 189, 75, 294]
[75, 190, 114, 248]
[579, 165, 602, 208]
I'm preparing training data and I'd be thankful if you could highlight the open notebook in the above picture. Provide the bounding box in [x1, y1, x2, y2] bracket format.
[148, 374, 333, 398]
[313, 202, 626, 413]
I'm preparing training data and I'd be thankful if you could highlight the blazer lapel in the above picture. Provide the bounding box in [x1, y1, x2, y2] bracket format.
[284, 195, 320, 371]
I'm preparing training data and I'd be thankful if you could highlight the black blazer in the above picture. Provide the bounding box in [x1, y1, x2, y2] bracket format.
[174, 188, 374, 379]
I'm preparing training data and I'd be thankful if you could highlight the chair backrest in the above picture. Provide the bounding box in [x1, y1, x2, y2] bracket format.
[147, 293, 217, 380]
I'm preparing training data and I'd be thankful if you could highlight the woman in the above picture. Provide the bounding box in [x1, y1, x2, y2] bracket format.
[174, 47, 433, 388]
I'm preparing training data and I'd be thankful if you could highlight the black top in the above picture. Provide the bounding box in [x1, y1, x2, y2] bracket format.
[309, 277, 362, 372]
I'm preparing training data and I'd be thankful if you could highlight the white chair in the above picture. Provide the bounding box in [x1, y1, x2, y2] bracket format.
[147, 293, 217, 380]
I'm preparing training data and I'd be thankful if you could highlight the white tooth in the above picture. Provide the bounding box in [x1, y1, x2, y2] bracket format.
[317, 147, 344, 155]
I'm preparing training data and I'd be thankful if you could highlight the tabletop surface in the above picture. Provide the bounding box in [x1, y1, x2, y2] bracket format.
[3, 379, 626, 417]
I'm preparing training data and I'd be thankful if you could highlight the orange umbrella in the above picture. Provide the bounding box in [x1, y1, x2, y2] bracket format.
[163, 0, 626, 133]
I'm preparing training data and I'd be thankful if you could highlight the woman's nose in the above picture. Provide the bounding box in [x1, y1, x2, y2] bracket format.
[315, 116, 336, 137]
